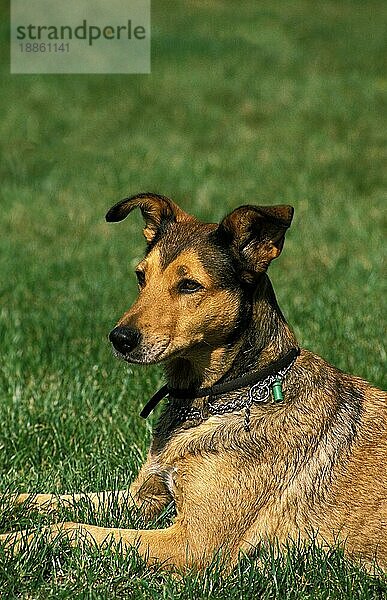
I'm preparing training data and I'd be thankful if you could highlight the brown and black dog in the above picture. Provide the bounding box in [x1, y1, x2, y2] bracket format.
[1, 193, 386, 571]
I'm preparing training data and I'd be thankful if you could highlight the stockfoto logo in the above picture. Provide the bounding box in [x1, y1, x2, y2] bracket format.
[11, 0, 150, 74]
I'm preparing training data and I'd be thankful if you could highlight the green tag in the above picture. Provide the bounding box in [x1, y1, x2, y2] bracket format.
[272, 378, 283, 402]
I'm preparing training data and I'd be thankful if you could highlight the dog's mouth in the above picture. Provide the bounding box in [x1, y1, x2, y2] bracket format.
[109, 326, 209, 366]
[111, 338, 171, 365]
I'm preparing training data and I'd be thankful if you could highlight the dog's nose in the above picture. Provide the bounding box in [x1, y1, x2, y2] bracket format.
[109, 326, 141, 354]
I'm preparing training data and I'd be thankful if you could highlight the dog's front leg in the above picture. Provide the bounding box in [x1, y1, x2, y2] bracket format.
[0, 521, 196, 569]
[8, 453, 172, 520]
[8, 491, 133, 513]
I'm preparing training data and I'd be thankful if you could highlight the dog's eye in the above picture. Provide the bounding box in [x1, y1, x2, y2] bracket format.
[135, 270, 146, 288]
[178, 279, 204, 294]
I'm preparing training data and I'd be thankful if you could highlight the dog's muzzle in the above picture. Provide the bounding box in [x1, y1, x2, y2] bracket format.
[109, 326, 141, 357]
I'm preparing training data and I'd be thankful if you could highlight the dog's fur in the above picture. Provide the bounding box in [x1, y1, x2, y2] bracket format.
[1, 193, 386, 571]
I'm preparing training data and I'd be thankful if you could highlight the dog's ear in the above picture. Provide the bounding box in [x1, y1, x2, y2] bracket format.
[215, 204, 294, 278]
[106, 193, 192, 244]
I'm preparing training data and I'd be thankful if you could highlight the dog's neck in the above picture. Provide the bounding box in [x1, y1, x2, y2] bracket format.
[164, 274, 298, 390]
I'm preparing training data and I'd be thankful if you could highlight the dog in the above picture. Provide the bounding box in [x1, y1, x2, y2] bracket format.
[1, 193, 386, 572]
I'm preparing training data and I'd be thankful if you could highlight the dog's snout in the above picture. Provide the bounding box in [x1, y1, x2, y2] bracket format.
[109, 326, 141, 355]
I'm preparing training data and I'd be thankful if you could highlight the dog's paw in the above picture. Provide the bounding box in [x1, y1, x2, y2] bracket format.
[0, 493, 60, 513]
[0, 522, 81, 555]
[0, 528, 37, 554]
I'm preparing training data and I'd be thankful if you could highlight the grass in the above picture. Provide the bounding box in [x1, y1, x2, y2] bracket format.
[0, 0, 386, 597]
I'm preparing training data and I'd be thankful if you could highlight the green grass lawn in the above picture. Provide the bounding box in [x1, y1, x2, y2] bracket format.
[0, 0, 386, 597]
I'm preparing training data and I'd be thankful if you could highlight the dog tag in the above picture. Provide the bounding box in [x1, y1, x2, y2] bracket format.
[272, 378, 283, 402]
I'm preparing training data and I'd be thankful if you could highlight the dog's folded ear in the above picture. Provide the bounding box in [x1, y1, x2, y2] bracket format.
[106, 193, 192, 244]
[215, 204, 294, 278]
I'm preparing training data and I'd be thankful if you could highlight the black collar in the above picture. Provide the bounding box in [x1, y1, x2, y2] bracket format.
[140, 347, 300, 419]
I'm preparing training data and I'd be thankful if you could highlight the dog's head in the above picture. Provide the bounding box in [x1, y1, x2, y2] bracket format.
[106, 193, 293, 365]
